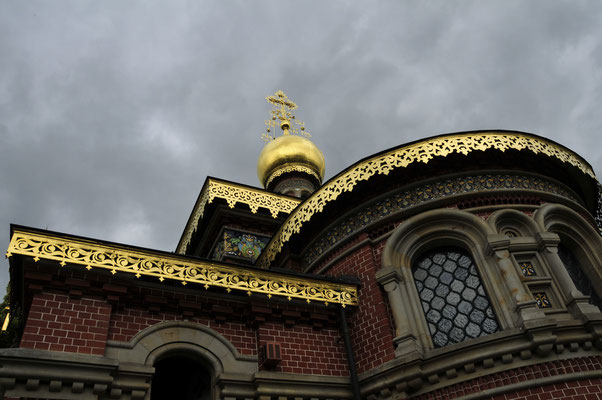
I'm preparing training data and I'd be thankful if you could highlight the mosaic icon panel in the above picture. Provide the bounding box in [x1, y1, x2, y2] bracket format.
[212, 228, 271, 262]
[519, 261, 537, 277]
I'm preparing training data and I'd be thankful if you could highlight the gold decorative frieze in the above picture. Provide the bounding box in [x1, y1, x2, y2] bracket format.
[7, 230, 357, 307]
[257, 132, 596, 268]
[177, 179, 300, 254]
[265, 164, 321, 188]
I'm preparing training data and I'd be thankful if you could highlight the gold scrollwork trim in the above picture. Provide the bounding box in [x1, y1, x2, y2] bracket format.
[257, 132, 596, 268]
[266, 164, 322, 188]
[6, 231, 358, 307]
[177, 179, 300, 254]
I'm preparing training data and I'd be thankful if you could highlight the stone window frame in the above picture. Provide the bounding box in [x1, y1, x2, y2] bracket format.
[378, 208, 517, 357]
[486, 209, 570, 317]
[487, 206, 602, 320]
[485, 208, 572, 319]
[378, 204, 602, 359]
[532, 203, 602, 318]
[557, 243, 602, 310]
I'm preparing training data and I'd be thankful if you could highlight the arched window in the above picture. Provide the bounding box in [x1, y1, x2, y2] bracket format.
[558, 243, 602, 310]
[532, 203, 602, 319]
[412, 247, 500, 348]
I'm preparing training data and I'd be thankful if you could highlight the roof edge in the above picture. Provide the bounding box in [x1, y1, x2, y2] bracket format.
[256, 130, 597, 268]
[7, 226, 358, 307]
[175, 177, 301, 254]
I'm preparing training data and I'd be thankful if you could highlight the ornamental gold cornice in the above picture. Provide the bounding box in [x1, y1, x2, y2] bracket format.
[176, 179, 301, 254]
[6, 230, 358, 307]
[257, 132, 596, 268]
[265, 163, 322, 188]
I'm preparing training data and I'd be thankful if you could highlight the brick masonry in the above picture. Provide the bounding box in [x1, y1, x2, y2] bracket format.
[20, 293, 111, 355]
[325, 236, 396, 374]
[108, 307, 257, 356]
[492, 380, 602, 400]
[19, 260, 349, 377]
[20, 290, 347, 373]
[413, 356, 602, 400]
[257, 322, 348, 376]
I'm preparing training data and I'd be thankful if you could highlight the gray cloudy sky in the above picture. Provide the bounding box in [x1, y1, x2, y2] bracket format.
[2, 1, 602, 296]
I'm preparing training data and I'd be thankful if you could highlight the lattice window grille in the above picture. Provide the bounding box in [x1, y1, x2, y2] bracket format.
[413, 248, 500, 348]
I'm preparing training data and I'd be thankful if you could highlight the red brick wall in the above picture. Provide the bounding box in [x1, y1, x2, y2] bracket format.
[257, 322, 348, 376]
[19, 268, 347, 376]
[492, 380, 602, 400]
[326, 239, 396, 374]
[414, 357, 602, 400]
[108, 307, 257, 356]
[20, 293, 111, 355]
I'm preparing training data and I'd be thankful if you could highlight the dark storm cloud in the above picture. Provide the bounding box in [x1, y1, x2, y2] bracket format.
[2, 1, 602, 295]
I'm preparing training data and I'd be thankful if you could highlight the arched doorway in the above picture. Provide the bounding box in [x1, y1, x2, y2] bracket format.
[151, 354, 212, 400]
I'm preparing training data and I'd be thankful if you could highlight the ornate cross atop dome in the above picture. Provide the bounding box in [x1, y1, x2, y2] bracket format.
[257, 90, 325, 198]
[262, 90, 311, 141]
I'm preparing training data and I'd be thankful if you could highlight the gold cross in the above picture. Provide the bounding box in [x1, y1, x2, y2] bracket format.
[261, 90, 311, 142]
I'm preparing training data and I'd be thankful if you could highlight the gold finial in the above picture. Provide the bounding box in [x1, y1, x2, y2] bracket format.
[262, 90, 311, 142]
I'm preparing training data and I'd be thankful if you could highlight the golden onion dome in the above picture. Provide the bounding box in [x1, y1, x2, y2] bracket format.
[257, 133, 325, 189]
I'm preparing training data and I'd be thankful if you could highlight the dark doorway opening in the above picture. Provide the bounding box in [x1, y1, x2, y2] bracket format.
[151, 355, 212, 400]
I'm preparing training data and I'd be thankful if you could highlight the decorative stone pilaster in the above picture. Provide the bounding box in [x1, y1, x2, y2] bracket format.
[487, 234, 546, 327]
[536, 232, 601, 318]
[375, 267, 423, 358]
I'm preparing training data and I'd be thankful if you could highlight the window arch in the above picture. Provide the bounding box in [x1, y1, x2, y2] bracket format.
[379, 208, 514, 356]
[487, 208, 540, 238]
[534, 203, 602, 314]
[558, 242, 602, 310]
[412, 247, 500, 348]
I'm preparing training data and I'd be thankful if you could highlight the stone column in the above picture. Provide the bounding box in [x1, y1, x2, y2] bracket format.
[487, 235, 546, 327]
[536, 232, 600, 317]
[375, 267, 423, 358]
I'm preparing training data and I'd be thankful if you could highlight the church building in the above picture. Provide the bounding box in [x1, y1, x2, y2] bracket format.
[2, 91, 602, 400]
